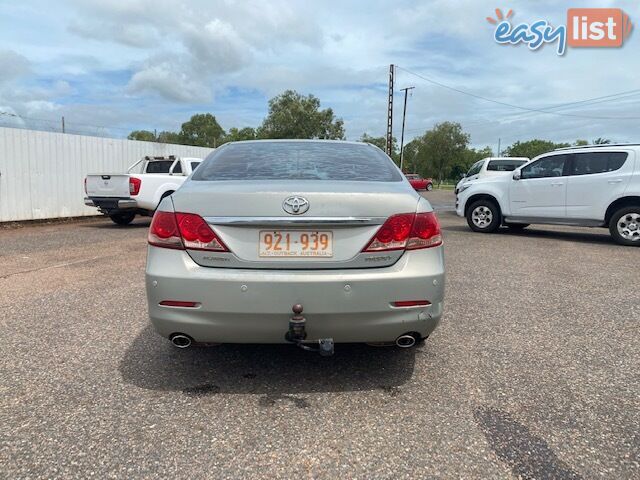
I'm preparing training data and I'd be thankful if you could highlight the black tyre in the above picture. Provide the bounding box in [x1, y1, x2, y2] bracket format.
[426, 183, 433, 191]
[609, 206, 640, 246]
[505, 223, 529, 230]
[109, 212, 136, 225]
[466, 199, 501, 233]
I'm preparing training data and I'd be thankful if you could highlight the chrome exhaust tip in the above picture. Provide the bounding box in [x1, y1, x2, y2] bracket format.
[395, 334, 417, 348]
[170, 333, 193, 349]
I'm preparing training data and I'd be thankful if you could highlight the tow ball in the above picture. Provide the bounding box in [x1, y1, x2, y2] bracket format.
[286, 304, 334, 356]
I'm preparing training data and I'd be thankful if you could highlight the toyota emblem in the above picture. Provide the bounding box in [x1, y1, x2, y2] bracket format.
[282, 196, 309, 215]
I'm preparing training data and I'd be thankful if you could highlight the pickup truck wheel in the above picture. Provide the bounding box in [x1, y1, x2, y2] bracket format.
[109, 212, 136, 225]
[426, 183, 433, 191]
[609, 206, 640, 246]
[467, 200, 501, 233]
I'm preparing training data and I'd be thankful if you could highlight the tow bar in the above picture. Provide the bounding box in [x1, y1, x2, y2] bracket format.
[285, 304, 334, 356]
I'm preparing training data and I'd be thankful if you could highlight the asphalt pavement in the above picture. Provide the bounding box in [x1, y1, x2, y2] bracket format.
[1, 190, 638, 479]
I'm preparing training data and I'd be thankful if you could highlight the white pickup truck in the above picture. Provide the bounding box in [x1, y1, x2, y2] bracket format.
[84, 156, 202, 225]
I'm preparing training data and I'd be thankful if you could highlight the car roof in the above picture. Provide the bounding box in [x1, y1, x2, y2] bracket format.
[554, 143, 640, 152]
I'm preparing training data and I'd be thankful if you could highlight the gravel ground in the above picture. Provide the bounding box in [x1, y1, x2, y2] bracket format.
[1, 190, 638, 479]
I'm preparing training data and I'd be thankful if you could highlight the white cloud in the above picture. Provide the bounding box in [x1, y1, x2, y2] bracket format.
[0, 50, 31, 83]
[181, 19, 251, 74]
[127, 57, 211, 103]
[68, 19, 160, 48]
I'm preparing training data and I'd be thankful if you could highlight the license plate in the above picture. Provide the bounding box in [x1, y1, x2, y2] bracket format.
[259, 230, 333, 257]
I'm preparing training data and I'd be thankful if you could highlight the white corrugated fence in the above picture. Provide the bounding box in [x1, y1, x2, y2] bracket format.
[0, 127, 213, 222]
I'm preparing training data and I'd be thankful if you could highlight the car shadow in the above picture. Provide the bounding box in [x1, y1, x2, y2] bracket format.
[442, 225, 615, 246]
[79, 219, 152, 229]
[119, 325, 419, 396]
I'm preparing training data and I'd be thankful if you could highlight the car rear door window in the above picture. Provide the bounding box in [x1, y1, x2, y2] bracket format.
[570, 152, 628, 175]
[192, 142, 402, 182]
[521, 155, 569, 179]
[487, 160, 527, 171]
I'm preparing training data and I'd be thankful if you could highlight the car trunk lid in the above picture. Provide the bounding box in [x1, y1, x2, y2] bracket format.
[171, 180, 420, 269]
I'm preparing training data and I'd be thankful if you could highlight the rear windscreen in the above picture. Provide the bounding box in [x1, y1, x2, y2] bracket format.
[192, 142, 402, 182]
[145, 161, 174, 173]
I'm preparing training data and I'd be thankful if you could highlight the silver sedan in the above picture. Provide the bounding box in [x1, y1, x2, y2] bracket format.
[145, 140, 445, 355]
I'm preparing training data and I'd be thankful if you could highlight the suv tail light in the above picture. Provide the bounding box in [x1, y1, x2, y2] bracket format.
[84, 178, 87, 194]
[148, 211, 229, 252]
[363, 212, 442, 252]
[129, 177, 142, 196]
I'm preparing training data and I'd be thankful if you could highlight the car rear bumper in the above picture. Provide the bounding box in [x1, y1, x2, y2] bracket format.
[85, 197, 138, 211]
[145, 246, 445, 344]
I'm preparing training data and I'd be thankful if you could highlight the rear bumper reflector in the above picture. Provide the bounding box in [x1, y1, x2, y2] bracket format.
[391, 300, 431, 308]
[159, 300, 201, 308]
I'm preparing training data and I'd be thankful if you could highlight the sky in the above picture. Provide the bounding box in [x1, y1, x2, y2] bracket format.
[0, 0, 639, 150]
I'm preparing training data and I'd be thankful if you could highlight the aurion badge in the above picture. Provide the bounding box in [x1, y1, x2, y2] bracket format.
[282, 196, 309, 215]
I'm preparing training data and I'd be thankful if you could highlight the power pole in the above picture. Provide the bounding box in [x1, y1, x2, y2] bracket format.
[399, 86, 415, 172]
[61, 116, 65, 134]
[497, 138, 501, 157]
[386, 64, 394, 156]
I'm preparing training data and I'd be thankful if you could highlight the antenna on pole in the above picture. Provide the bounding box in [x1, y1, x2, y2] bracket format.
[386, 64, 394, 156]
[399, 86, 415, 172]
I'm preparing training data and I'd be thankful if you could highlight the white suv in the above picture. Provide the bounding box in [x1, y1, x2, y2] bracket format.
[456, 145, 640, 246]
[455, 157, 529, 194]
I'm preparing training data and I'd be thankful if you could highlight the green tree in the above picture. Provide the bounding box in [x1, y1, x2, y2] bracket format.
[127, 130, 156, 142]
[157, 131, 183, 144]
[450, 146, 493, 179]
[179, 113, 226, 147]
[574, 139, 589, 146]
[400, 139, 421, 172]
[257, 90, 345, 139]
[593, 137, 611, 144]
[225, 127, 257, 143]
[503, 139, 569, 159]
[359, 133, 399, 163]
[413, 122, 470, 184]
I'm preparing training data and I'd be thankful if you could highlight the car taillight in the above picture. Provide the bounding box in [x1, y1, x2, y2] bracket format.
[148, 211, 183, 249]
[175, 213, 228, 251]
[407, 212, 442, 250]
[129, 177, 141, 196]
[148, 211, 229, 252]
[363, 212, 442, 252]
[84, 178, 87, 194]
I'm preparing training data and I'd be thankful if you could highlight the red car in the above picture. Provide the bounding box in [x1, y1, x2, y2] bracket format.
[405, 174, 433, 191]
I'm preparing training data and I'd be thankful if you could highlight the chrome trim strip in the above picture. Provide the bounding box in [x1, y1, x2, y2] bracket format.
[204, 216, 387, 226]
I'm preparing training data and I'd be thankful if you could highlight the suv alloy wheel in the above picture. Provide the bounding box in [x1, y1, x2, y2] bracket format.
[466, 200, 501, 233]
[609, 206, 640, 246]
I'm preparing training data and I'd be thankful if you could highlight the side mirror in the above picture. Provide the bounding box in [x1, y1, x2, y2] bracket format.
[461, 173, 466, 178]
[513, 171, 521, 181]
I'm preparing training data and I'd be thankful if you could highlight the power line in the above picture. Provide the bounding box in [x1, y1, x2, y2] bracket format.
[400, 89, 640, 136]
[395, 65, 640, 120]
[0, 110, 133, 133]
